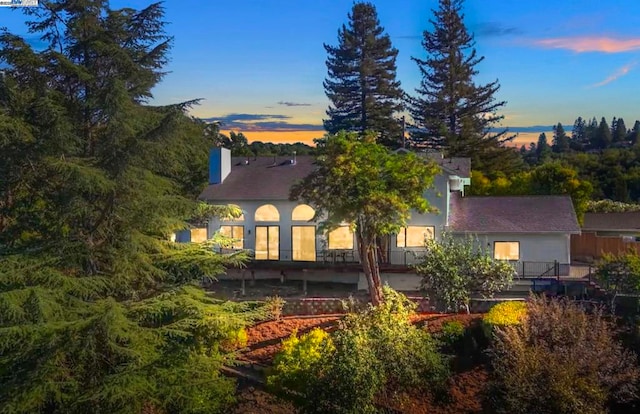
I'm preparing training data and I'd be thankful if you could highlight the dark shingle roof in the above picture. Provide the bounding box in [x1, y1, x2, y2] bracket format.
[415, 153, 471, 178]
[582, 212, 640, 231]
[198, 156, 315, 201]
[448, 194, 580, 234]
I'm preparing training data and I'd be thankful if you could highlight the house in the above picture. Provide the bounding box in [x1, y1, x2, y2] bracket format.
[571, 212, 640, 260]
[198, 148, 469, 267]
[195, 147, 581, 285]
[447, 194, 581, 276]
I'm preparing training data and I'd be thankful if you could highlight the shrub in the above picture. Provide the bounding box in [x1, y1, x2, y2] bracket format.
[267, 287, 449, 413]
[483, 301, 527, 338]
[438, 320, 465, 350]
[221, 327, 248, 351]
[266, 328, 335, 400]
[264, 295, 286, 320]
[488, 296, 640, 414]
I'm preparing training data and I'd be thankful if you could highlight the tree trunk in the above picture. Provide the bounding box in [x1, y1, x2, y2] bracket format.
[359, 237, 383, 305]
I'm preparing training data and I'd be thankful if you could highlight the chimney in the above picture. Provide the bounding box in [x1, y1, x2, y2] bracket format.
[209, 147, 231, 184]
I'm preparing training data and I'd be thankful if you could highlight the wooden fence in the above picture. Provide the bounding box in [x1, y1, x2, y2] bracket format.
[571, 232, 640, 260]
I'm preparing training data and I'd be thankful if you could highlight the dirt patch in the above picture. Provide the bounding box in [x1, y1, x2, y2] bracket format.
[411, 313, 483, 332]
[241, 315, 343, 364]
[232, 386, 297, 414]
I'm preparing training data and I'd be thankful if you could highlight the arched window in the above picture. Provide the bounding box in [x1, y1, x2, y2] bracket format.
[255, 204, 280, 221]
[292, 204, 315, 221]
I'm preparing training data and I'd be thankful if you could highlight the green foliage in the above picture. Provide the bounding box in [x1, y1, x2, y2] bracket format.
[290, 131, 439, 303]
[266, 328, 335, 399]
[409, 0, 521, 176]
[482, 301, 527, 338]
[0, 2, 262, 413]
[438, 320, 465, 349]
[595, 251, 640, 311]
[489, 296, 640, 414]
[323, 2, 404, 148]
[586, 199, 640, 213]
[268, 288, 449, 413]
[414, 235, 515, 313]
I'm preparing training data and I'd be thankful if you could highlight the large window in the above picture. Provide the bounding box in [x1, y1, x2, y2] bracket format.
[255, 226, 279, 260]
[328, 226, 353, 249]
[219, 225, 244, 249]
[292, 204, 315, 221]
[494, 241, 520, 261]
[396, 226, 435, 248]
[292, 226, 316, 261]
[255, 204, 280, 221]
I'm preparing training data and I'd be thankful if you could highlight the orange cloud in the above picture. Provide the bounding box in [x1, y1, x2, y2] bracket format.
[533, 36, 640, 53]
[591, 62, 637, 87]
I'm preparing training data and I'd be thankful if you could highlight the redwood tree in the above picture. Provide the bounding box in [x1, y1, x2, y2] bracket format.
[290, 131, 439, 304]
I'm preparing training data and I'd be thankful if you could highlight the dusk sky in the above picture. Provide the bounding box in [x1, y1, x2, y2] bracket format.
[2, 0, 640, 145]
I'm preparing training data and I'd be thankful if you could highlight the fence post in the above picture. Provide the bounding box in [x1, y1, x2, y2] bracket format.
[555, 260, 559, 280]
[522, 261, 525, 278]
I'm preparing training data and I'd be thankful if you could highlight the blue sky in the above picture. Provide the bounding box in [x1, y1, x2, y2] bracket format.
[2, 0, 640, 144]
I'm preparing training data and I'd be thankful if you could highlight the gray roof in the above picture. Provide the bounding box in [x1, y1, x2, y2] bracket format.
[582, 212, 640, 232]
[448, 194, 580, 234]
[199, 156, 315, 201]
[404, 151, 471, 178]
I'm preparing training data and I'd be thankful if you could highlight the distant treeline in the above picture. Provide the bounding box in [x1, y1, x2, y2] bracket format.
[213, 130, 316, 156]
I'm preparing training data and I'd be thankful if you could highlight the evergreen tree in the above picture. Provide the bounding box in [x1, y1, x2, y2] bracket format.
[552, 123, 570, 153]
[536, 132, 551, 162]
[593, 117, 613, 149]
[571, 116, 587, 150]
[631, 120, 640, 145]
[0, 2, 261, 413]
[586, 116, 599, 148]
[323, 2, 404, 148]
[409, 0, 518, 174]
[613, 117, 627, 143]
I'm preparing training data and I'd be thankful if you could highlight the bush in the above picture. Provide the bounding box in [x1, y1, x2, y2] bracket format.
[221, 327, 248, 351]
[266, 328, 335, 400]
[437, 320, 465, 352]
[483, 301, 527, 338]
[488, 296, 640, 414]
[267, 287, 449, 413]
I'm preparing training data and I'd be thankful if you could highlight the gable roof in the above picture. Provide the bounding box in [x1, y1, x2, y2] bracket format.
[396, 150, 471, 178]
[582, 212, 640, 232]
[448, 194, 580, 234]
[199, 156, 315, 201]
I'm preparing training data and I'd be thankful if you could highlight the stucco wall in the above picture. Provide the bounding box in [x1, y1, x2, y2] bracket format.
[459, 233, 571, 264]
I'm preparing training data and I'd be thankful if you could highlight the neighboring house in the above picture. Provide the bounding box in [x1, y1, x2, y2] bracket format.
[195, 147, 581, 280]
[197, 148, 469, 266]
[571, 212, 640, 260]
[447, 194, 581, 276]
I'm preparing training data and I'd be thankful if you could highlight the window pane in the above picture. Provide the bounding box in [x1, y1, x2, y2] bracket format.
[293, 226, 316, 261]
[397, 226, 434, 247]
[292, 204, 315, 221]
[268, 226, 279, 260]
[255, 204, 280, 221]
[190, 228, 207, 243]
[219, 226, 243, 249]
[328, 226, 353, 249]
[494, 242, 519, 260]
[255, 226, 268, 260]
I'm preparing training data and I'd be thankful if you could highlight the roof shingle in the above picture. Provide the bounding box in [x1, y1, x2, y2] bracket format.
[448, 194, 580, 234]
[198, 156, 315, 201]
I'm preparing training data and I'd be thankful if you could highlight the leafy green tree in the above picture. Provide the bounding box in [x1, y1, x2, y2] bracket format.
[409, 0, 519, 175]
[414, 235, 515, 313]
[0, 2, 261, 413]
[595, 251, 640, 312]
[552, 122, 570, 153]
[323, 2, 404, 148]
[290, 131, 439, 305]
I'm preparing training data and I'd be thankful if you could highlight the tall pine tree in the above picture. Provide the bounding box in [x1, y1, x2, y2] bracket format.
[552, 122, 570, 153]
[0, 2, 261, 413]
[323, 2, 404, 148]
[409, 0, 518, 174]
